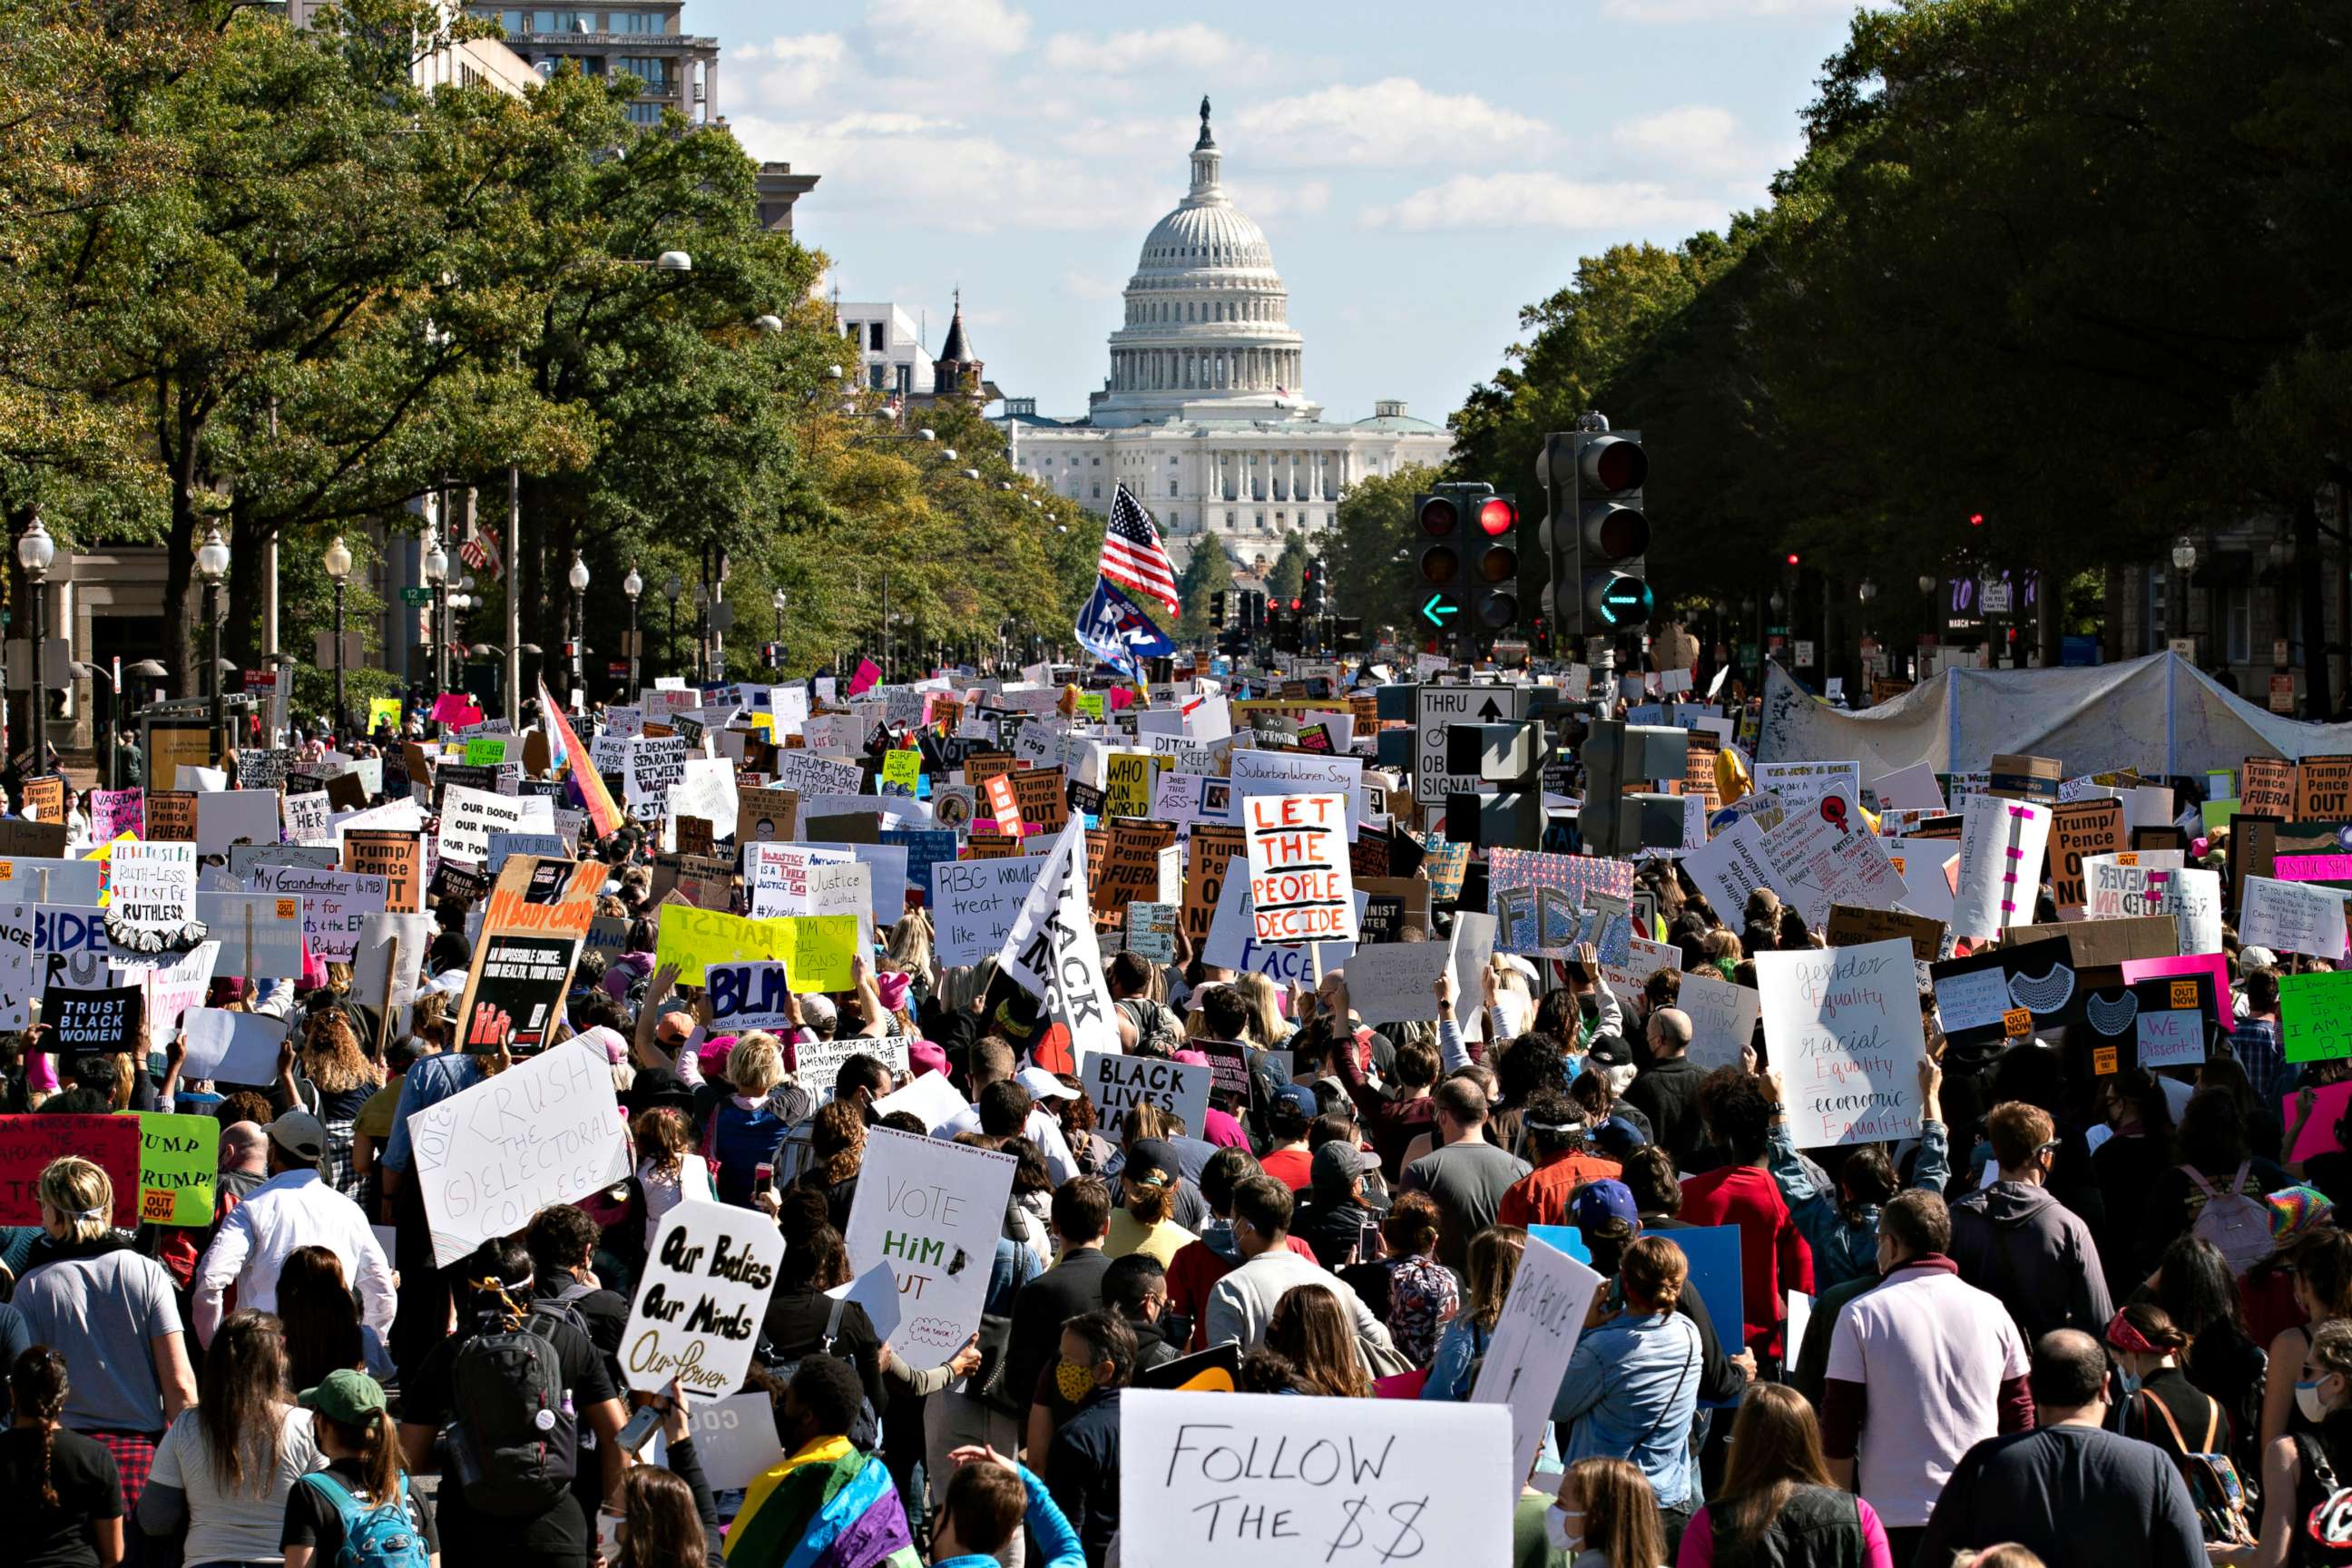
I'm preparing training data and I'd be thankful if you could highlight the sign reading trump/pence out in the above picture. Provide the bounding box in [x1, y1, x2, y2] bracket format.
[1243, 792, 1357, 946]
[841, 1128, 1017, 1372]
[621, 1200, 783, 1396]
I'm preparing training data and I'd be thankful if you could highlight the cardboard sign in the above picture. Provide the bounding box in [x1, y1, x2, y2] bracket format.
[1082, 1050, 1211, 1129]
[934, 858, 1044, 970]
[1338, 937, 1454, 1024]
[2047, 798, 2126, 912]
[1118, 1390, 1512, 1568]
[1181, 822, 1247, 945]
[409, 1039, 629, 1265]
[653, 906, 855, 992]
[0, 1114, 140, 1226]
[135, 1112, 220, 1226]
[1758, 939, 1928, 1147]
[2297, 758, 2352, 823]
[620, 1199, 784, 1396]
[1680, 969, 1764, 1072]
[1988, 753, 2064, 804]
[2007, 914, 2179, 971]
[343, 829, 424, 914]
[2239, 875, 2349, 960]
[735, 785, 799, 846]
[840, 1127, 1019, 1370]
[1468, 1233, 1606, 1481]
[1824, 905, 1944, 965]
[1242, 792, 1355, 946]
[43, 983, 144, 1054]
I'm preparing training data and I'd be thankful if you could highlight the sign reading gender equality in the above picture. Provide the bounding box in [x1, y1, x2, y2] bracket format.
[1757, 938, 1928, 1148]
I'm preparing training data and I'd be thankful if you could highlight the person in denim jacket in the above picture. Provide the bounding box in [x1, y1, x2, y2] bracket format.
[1554, 1236, 1707, 1553]
[1764, 1056, 1951, 1290]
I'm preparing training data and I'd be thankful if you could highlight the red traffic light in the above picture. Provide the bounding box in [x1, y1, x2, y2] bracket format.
[1289, 598, 1301, 612]
[1477, 497, 1517, 536]
[1969, 513, 1985, 527]
[1418, 496, 1458, 536]
[1785, 553, 1801, 566]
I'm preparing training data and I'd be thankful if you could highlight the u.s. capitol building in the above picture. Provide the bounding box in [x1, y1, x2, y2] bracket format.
[995, 98, 1451, 570]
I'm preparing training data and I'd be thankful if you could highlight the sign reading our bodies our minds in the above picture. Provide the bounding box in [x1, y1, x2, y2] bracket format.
[1756, 938, 1928, 1148]
[621, 1200, 783, 1396]
[841, 1127, 1018, 1372]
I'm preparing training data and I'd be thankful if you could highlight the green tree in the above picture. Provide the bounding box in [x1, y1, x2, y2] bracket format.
[1174, 539, 1234, 641]
[1267, 534, 1310, 602]
[1326, 463, 1444, 642]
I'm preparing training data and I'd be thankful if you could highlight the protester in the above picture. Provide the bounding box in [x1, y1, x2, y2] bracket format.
[1947, 1099, 2115, 1344]
[1676, 1383, 1892, 1568]
[1555, 1236, 1707, 1553]
[1424, 1225, 1524, 1402]
[1682, 1065, 1813, 1362]
[726, 1357, 917, 1568]
[1552, 1453, 1667, 1568]
[1042, 1309, 1129, 1567]
[1377, 1191, 1458, 1367]
[1399, 1076, 1531, 1274]
[1201, 1175, 1396, 1365]
[137, 1310, 321, 1566]
[1765, 1058, 1947, 1289]
[191, 1112, 396, 1348]
[4, 1345, 126, 1568]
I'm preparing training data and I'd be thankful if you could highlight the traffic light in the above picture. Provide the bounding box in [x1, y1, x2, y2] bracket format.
[1541, 428, 1652, 638]
[1576, 719, 1689, 858]
[1301, 565, 1327, 617]
[1468, 495, 1519, 634]
[1414, 490, 1465, 638]
[1210, 590, 1228, 630]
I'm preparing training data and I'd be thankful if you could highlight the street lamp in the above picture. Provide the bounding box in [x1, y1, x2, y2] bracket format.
[662, 573, 681, 678]
[2170, 534, 2197, 652]
[2171, 534, 2199, 573]
[195, 523, 230, 760]
[1917, 573, 1937, 596]
[771, 587, 788, 670]
[567, 551, 589, 699]
[324, 534, 352, 740]
[623, 567, 643, 691]
[16, 515, 53, 775]
[1857, 577, 1877, 603]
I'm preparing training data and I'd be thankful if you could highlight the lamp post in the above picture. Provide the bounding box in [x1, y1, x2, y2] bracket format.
[195, 523, 230, 762]
[623, 568, 643, 692]
[421, 532, 448, 717]
[2171, 534, 2198, 657]
[324, 534, 352, 740]
[567, 551, 589, 701]
[662, 573, 681, 679]
[16, 514, 53, 776]
[692, 581, 710, 684]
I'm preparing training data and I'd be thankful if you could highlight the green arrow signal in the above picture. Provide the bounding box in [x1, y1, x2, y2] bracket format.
[1421, 593, 1459, 627]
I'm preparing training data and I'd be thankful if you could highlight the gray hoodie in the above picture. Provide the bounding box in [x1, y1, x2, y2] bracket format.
[1948, 1179, 2114, 1344]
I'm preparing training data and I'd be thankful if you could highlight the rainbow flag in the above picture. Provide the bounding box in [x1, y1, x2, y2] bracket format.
[723, 1436, 918, 1568]
[536, 678, 622, 841]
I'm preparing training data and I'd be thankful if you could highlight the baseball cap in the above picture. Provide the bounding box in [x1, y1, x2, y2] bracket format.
[1583, 1035, 1633, 1070]
[1016, 1065, 1079, 1102]
[1311, 1140, 1381, 1197]
[1592, 1115, 1649, 1161]
[2240, 946, 2278, 975]
[1570, 1178, 1641, 1232]
[1124, 1138, 1181, 1191]
[1271, 1083, 1319, 1119]
[299, 1368, 388, 1426]
[799, 994, 839, 1030]
[268, 1110, 328, 1165]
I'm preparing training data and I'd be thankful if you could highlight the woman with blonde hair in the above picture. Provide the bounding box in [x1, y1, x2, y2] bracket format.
[1551, 1456, 1666, 1568]
[1424, 1225, 1527, 1400]
[12, 1157, 199, 1525]
[709, 1032, 795, 1213]
[1232, 973, 1292, 1048]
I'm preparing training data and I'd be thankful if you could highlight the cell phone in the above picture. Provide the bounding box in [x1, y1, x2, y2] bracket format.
[1357, 1216, 1382, 1263]
[754, 1161, 775, 1191]
[616, 1401, 664, 1455]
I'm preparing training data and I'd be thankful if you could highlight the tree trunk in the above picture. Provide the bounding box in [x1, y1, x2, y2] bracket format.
[2298, 490, 2330, 720]
[167, 458, 201, 701]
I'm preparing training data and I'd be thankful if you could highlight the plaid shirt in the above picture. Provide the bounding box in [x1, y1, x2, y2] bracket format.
[2234, 1015, 2287, 1102]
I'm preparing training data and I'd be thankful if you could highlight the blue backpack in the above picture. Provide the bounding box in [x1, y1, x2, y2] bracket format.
[300, 1471, 429, 1568]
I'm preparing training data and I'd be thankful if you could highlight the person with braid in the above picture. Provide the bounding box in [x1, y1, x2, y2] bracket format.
[2, 1344, 126, 1568]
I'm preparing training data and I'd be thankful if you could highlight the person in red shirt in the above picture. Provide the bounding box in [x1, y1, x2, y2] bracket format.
[1679, 1064, 1813, 1365]
[1258, 1084, 1318, 1191]
[1497, 1085, 1623, 1228]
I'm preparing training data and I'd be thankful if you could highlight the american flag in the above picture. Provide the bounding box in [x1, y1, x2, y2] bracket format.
[457, 533, 503, 582]
[1099, 483, 1181, 616]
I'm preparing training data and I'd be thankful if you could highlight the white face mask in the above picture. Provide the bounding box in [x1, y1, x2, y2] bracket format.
[1544, 1504, 1582, 1553]
[1604, 1063, 1639, 1097]
[2300, 1377, 2336, 1425]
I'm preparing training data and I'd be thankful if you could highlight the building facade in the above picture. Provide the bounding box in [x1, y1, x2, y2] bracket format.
[996, 98, 1450, 569]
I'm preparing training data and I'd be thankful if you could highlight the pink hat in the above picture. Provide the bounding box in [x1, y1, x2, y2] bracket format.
[578, 1025, 628, 1066]
[697, 1033, 738, 1077]
[908, 1040, 950, 1080]
[876, 972, 913, 1014]
[1173, 1048, 1211, 1067]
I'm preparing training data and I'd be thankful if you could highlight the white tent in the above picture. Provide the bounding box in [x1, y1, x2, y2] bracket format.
[1758, 652, 2352, 778]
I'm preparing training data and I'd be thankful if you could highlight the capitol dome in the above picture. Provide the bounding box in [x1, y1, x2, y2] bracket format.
[1094, 97, 1307, 428]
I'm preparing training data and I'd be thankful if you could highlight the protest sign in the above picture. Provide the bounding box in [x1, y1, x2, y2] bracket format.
[2283, 971, 2352, 1063]
[0, 1114, 140, 1226]
[1082, 1051, 1211, 1128]
[352, 913, 433, 1024]
[2297, 758, 2352, 822]
[197, 789, 281, 854]
[2291, 1083, 2352, 1161]
[1763, 807, 1903, 925]
[2085, 858, 2223, 956]
[1825, 905, 1945, 965]
[0, 857, 100, 906]
[653, 906, 855, 992]
[89, 789, 143, 842]
[451, 933, 580, 1054]
[111, 841, 197, 933]
[735, 786, 799, 846]
[18, 774, 64, 825]
[262, 867, 388, 964]
[841, 1127, 1018, 1371]
[1949, 796, 2053, 939]
[408, 1039, 629, 1265]
[620, 1199, 783, 1396]
[1127, 901, 1178, 963]
[0, 901, 31, 1031]
[1753, 760, 1863, 818]
[135, 1112, 220, 1226]
[1469, 1233, 1606, 1480]
[1338, 938, 1453, 1024]
[1758, 939, 1928, 1147]
[193, 893, 305, 979]
[1095, 818, 1179, 922]
[1680, 816, 1803, 932]
[141, 942, 219, 1050]
[1680, 970, 1763, 1072]
[1103, 751, 1155, 819]
[1118, 1390, 1511, 1568]
[436, 785, 555, 865]
[282, 792, 333, 846]
[997, 823, 1121, 1073]
[180, 1007, 290, 1085]
[2047, 798, 2126, 913]
[1181, 822, 1247, 945]
[2239, 875, 2348, 960]
[2138, 1004, 2206, 1070]
[706, 962, 797, 1032]
[933, 858, 1044, 970]
[43, 983, 142, 1053]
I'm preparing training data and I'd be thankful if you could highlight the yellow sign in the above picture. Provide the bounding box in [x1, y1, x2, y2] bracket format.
[1103, 752, 1155, 820]
[652, 905, 857, 992]
[880, 749, 922, 795]
[368, 697, 404, 733]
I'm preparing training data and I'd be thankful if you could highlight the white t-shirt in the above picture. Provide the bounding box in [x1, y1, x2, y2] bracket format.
[150, 1405, 322, 1563]
[1825, 1262, 2028, 1527]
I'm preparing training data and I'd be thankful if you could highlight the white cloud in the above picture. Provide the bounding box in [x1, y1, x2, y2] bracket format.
[1602, 0, 1877, 19]
[730, 113, 1144, 233]
[864, 0, 1032, 64]
[1235, 78, 1551, 167]
[1060, 269, 1120, 302]
[1042, 24, 1239, 74]
[730, 34, 851, 106]
[1365, 172, 1728, 232]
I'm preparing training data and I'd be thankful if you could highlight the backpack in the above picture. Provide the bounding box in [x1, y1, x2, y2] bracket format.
[2185, 1161, 2271, 1276]
[2132, 1387, 2259, 1547]
[440, 1317, 579, 1516]
[760, 1293, 880, 1451]
[300, 1471, 430, 1568]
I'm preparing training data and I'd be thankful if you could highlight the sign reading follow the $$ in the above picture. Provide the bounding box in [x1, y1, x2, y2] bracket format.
[1118, 1389, 1513, 1568]
[408, 1039, 629, 1266]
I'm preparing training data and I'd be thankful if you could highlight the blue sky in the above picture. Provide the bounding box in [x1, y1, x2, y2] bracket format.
[705, 0, 1867, 427]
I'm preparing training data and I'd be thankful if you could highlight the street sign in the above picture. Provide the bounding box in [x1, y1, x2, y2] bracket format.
[1981, 582, 2013, 614]
[400, 586, 431, 606]
[2271, 674, 2295, 714]
[1419, 593, 1460, 629]
[1416, 683, 1529, 805]
[1794, 640, 1816, 667]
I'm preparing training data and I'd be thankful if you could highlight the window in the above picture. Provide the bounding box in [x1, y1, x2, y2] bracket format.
[610, 9, 662, 31]
[2225, 584, 2252, 666]
[1226, 511, 1235, 526]
[1093, 485, 1102, 499]
[1091, 456, 1101, 466]
[1169, 481, 1180, 498]
[1169, 456, 1178, 465]
[868, 365, 886, 390]
[616, 55, 667, 87]
[843, 321, 858, 340]
[868, 323, 884, 352]
[623, 101, 662, 123]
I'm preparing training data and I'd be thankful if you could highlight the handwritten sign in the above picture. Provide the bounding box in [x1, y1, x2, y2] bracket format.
[2239, 875, 2348, 960]
[2137, 1008, 2205, 1070]
[1082, 1050, 1211, 1129]
[933, 858, 1044, 970]
[2282, 971, 2352, 1063]
[408, 1039, 630, 1266]
[1757, 939, 1927, 1148]
[620, 1200, 782, 1396]
[839, 1127, 1018, 1371]
[653, 906, 854, 993]
[705, 961, 796, 1032]
[110, 842, 197, 933]
[1243, 792, 1357, 945]
[0, 1114, 140, 1226]
[1468, 1233, 1604, 1480]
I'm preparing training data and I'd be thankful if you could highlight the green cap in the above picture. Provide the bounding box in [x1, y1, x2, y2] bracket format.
[299, 1369, 387, 1425]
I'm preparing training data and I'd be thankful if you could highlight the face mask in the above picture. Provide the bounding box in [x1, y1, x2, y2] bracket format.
[1544, 1505, 1582, 1553]
[2300, 1378, 2334, 1424]
[1605, 1063, 1638, 1096]
[1055, 1361, 1097, 1403]
[2115, 1367, 2143, 1399]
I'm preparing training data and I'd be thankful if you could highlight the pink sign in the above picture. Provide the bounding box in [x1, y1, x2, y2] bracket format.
[847, 657, 883, 697]
[2119, 951, 2235, 1034]
[2277, 853, 2352, 882]
[2286, 1082, 2352, 1162]
[430, 692, 484, 726]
